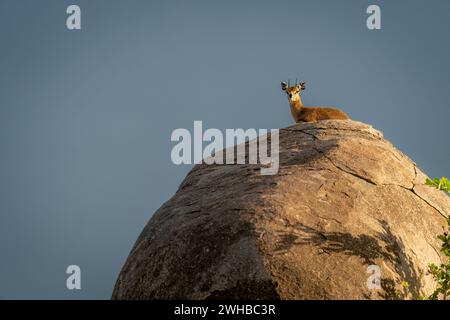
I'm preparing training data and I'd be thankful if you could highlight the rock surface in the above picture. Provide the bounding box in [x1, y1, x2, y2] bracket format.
[112, 120, 449, 300]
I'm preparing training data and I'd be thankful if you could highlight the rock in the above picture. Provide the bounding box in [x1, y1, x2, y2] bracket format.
[112, 120, 449, 300]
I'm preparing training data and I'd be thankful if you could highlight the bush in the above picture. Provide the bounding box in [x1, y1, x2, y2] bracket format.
[425, 177, 449, 300]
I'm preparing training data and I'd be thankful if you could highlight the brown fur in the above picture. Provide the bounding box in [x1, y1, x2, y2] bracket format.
[290, 105, 349, 123]
[282, 82, 349, 123]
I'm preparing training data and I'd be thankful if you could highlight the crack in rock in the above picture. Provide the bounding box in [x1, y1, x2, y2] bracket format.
[299, 128, 447, 220]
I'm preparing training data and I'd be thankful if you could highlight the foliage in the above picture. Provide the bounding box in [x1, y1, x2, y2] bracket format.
[425, 177, 450, 300]
[427, 217, 450, 300]
[425, 177, 450, 193]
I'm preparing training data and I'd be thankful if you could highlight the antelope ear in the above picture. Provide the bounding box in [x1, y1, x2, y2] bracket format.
[299, 82, 306, 90]
[281, 82, 288, 91]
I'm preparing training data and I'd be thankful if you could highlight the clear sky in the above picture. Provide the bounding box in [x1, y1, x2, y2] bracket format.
[0, 0, 449, 299]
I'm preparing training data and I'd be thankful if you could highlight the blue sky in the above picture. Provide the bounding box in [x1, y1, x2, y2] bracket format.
[0, 0, 449, 298]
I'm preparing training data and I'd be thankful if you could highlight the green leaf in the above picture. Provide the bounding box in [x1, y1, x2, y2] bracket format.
[425, 177, 450, 193]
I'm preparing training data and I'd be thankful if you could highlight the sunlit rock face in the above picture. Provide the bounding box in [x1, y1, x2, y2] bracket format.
[112, 120, 449, 300]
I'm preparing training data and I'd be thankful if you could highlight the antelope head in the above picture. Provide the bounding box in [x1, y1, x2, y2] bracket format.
[281, 80, 306, 104]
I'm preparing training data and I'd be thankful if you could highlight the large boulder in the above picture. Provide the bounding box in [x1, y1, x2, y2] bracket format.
[112, 120, 449, 299]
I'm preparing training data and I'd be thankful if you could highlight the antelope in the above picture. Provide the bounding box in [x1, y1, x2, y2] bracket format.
[281, 80, 349, 123]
